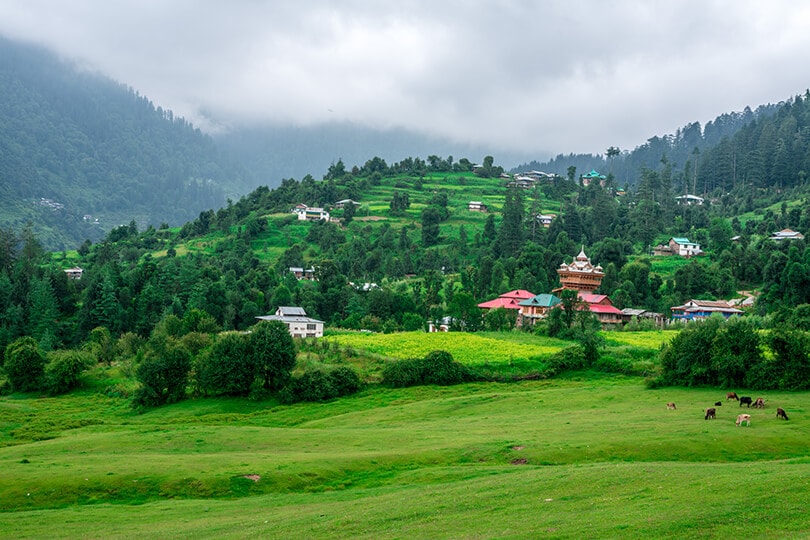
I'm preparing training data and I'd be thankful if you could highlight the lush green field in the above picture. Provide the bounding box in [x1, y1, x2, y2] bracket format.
[2, 375, 809, 539]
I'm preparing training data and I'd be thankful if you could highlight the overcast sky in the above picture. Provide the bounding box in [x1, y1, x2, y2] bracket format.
[2, 1, 810, 160]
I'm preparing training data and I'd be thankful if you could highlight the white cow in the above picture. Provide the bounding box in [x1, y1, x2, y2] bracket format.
[736, 413, 751, 427]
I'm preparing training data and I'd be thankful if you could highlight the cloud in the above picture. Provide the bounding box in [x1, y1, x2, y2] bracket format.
[2, 0, 810, 158]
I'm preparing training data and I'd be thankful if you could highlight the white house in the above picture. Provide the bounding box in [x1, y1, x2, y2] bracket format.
[291, 204, 330, 222]
[289, 267, 317, 280]
[333, 199, 360, 209]
[468, 201, 488, 212]
[256, 306, 324, 338]
[64, 266, 83, 280]
[770, 228, 805, 241]
[675, 194, 705, 205]
[669, 237, 702, 257]
[534, 214, 555, 228]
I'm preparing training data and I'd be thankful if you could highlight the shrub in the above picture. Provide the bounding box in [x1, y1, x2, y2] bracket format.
[593, 355, 633, 375]
[328, 365, 362, 396]
[420, 350, 474, 385]
[45, 349, 95, 395]
[381, 350, 474, 388]
[278, 366, 362, 404]
[381, 357, 423, 388]
[546, 345, 588, 373]
[3, 337, 46, 392]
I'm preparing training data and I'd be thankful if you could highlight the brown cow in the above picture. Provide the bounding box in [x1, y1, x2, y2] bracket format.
[705, 407, 716, 420]
[727, 392, 739, 401]
[776, 408, 789, 420]
[666, 402, 677, 410]
[753, 397, 765, 409]
[736, 413, 751, 427]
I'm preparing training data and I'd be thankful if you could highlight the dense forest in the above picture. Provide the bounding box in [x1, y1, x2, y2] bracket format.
[0, 37, 250, 250]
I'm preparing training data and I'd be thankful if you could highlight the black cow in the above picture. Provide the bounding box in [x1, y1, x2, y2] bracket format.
[705, 407, 716, 420]
[714, 401, 722, 406]
[739, 396, 753, 407]
[776, 407, 789, 420]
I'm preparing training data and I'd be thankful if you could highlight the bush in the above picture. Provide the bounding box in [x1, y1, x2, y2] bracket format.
[420, 350, 474, 385]
[381, 350, 475, 388]
[328, 365, 362, 396]
[45, 350, 94, 395]
[3, 337, 46, 392]
[381, 357, 423, 387]
[546, 345, 588, 373]
[278, 365, 362, 404]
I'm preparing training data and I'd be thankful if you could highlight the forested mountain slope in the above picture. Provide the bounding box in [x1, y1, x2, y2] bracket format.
[515, 101, 782, 190]
[0, 37, 251, 250]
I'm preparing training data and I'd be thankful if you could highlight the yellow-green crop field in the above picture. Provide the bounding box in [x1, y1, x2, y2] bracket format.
[603, 330, 678, 349]
[329, 331, 571, 364]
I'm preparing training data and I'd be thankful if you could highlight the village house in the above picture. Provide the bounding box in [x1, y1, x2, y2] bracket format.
[468, 201, 488, 212]
[289, 266, 317, 280]
[291, 204, 330, 222]
[524, 170, 555, 181]
[506, 176, 537, 189]
[670, 299, 743, 322]
[64, 266, 83, 280]
[477, 289, 535, 311]
[770, 228, 805, 241]
[620, 308, 665, 327]
[333, 199, 360, 209]
[580, 170, 606, 187]
[256, 306, 324, 338]
[517, 293, 561, 327]
[428, 316, 453, 332]
[675, 194, 704, 205]
[659, 237, 702, 257]
[555, 248, 604, 292]
[534, 214, 555, 228]
[578, 293, 624, 326]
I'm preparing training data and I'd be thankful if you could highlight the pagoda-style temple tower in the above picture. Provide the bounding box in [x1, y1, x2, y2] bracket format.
[555, 247, 604, 292]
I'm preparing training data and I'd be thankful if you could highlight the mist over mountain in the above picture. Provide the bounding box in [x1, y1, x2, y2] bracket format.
[514, 104, 781, 189]
[213, 122, 539, 187]
[0, 37, 250, 250]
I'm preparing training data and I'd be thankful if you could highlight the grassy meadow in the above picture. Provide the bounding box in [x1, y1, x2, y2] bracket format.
[2, 327, 810, 539]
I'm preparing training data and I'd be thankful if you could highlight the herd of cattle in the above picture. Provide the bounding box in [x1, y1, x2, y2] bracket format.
[667, 392, 790, 427]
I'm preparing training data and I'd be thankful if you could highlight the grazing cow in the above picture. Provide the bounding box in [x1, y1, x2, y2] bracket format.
[705, 407, 716, 420]
[666, 402, 677, 410]
[714, 401, 722, 406]
[739, 396, 753, 408]
[753, 397, 765, 409]
[727, 392, 739, 401]
[776, 408, 789, 420]
[736, 413, 751, 427]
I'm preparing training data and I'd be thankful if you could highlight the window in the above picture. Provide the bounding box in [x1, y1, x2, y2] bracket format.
[307, 324, 316, 330]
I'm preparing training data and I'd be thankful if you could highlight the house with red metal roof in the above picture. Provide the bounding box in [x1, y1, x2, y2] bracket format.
[477, 289, 535, 310]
